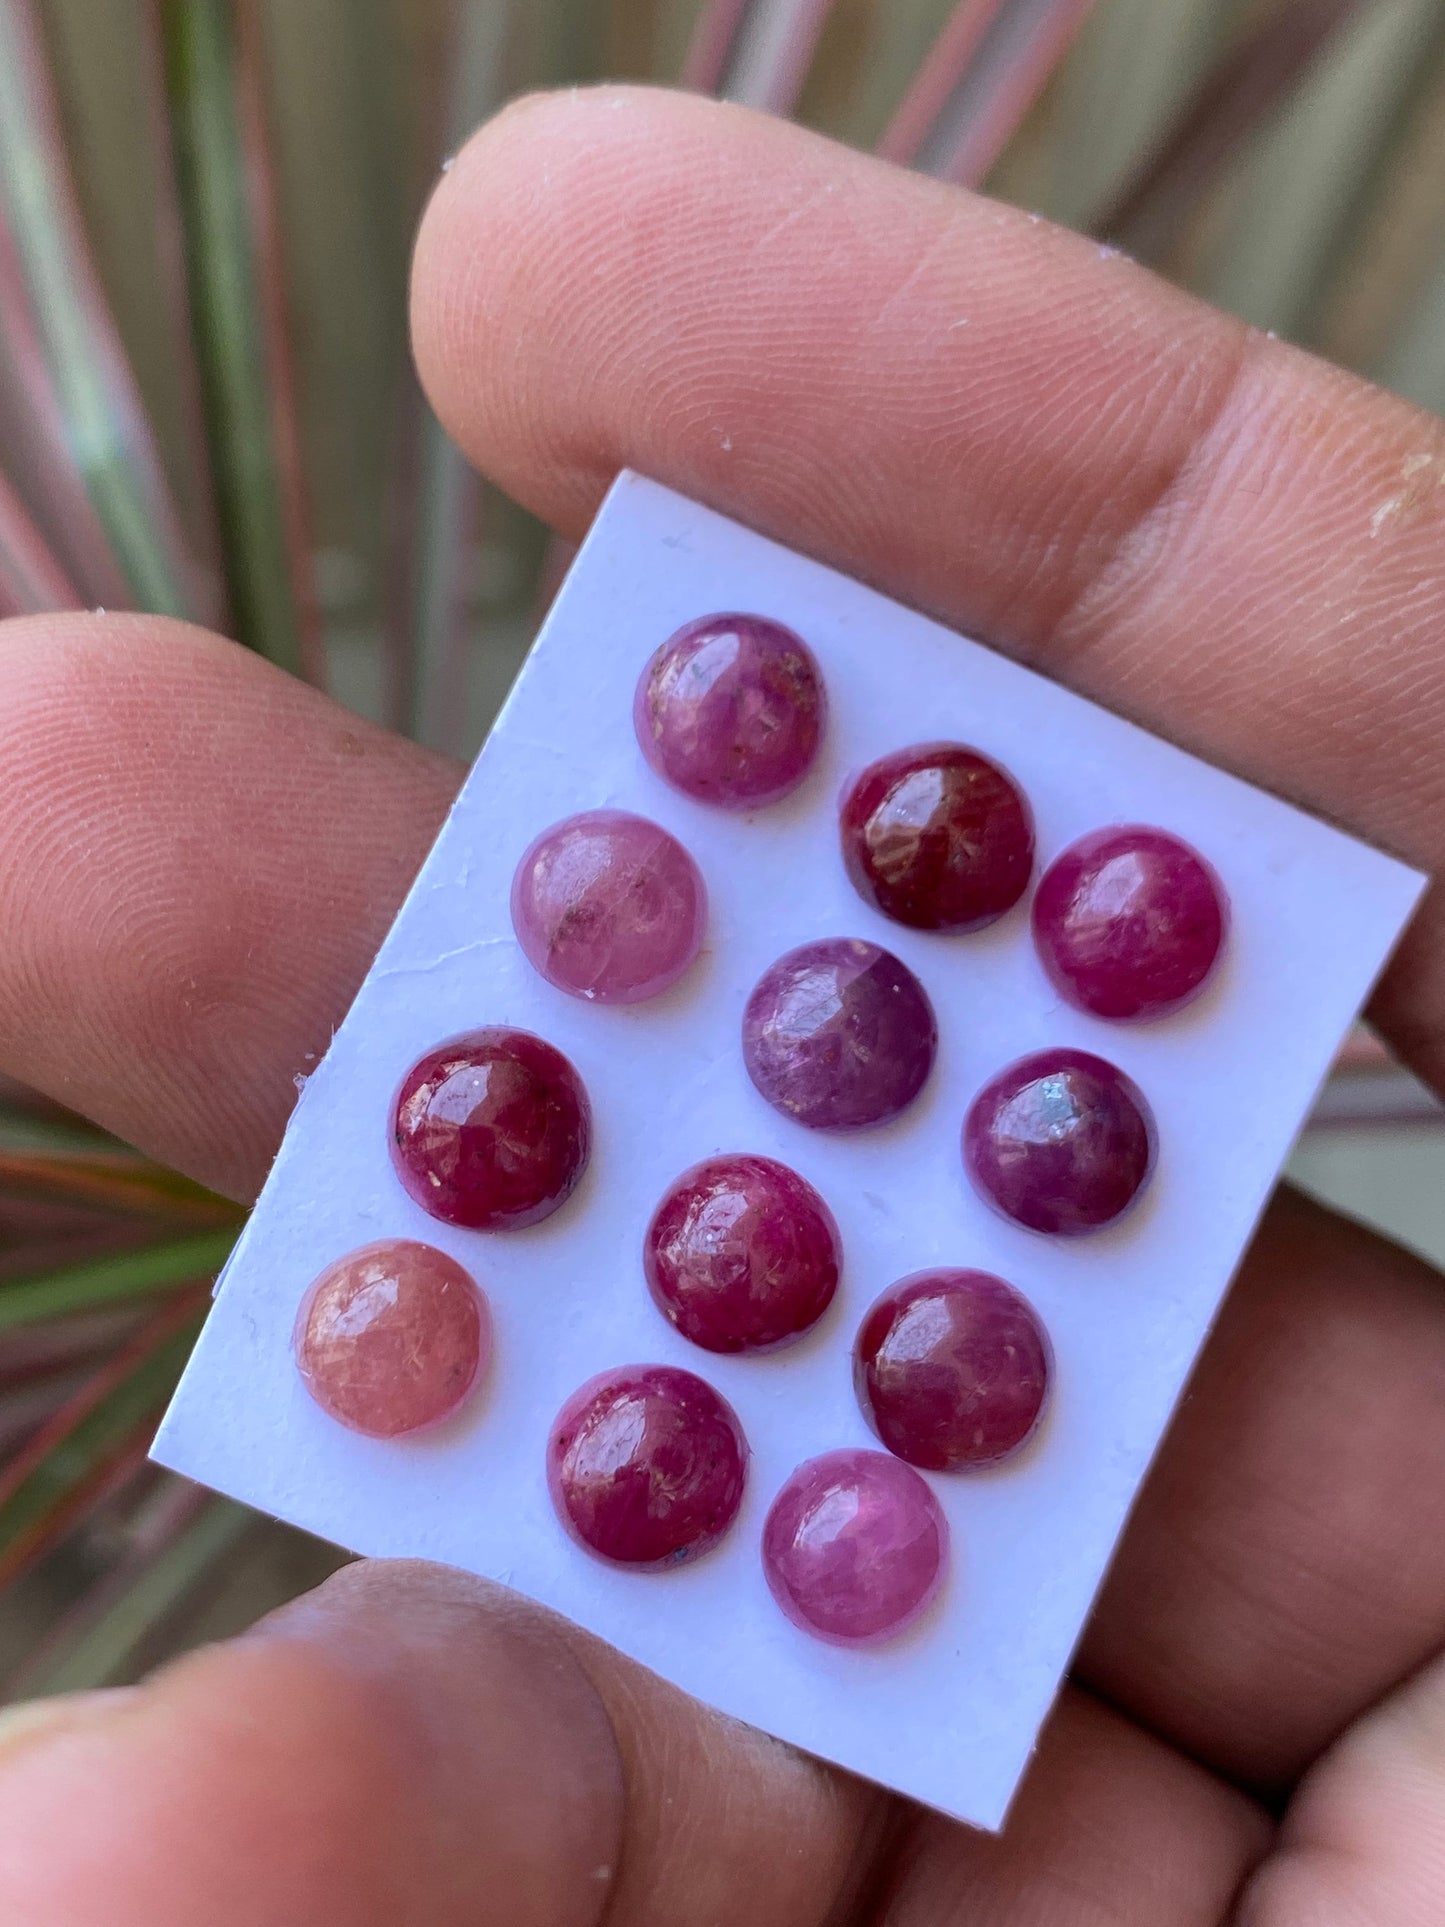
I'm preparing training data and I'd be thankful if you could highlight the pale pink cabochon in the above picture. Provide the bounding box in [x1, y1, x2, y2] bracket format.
[511, 808, 707, 1004]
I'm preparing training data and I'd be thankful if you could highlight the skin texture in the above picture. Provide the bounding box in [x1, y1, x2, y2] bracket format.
[0, 85, 1444, 1922]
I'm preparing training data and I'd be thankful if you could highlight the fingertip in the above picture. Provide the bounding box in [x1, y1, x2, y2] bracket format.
[410, 86, 664, 534]
[409, 84, 837, 535]
[0, 610, 245, 712]
[0, 1564, 623, 1927]
[0, 1640, 410, 1926]
[402, 80, 1229, 647]
[0, 1689, 137, 1767]
[0, 613, 458, 1198]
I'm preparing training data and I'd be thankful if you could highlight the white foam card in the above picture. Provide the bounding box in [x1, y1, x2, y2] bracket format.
[154, 471, 1424, 1829]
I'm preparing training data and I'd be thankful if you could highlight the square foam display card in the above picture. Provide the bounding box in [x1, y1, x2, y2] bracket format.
[154, 471, 1425, 1831]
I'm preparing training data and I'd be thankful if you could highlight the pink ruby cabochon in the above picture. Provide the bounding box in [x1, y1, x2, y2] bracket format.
[294, 1239, 492, 1440]
[644, 1152, 841, 1353]
[854, 1269, 1052, 1472]
[391, 1026, 591, 1231]
[510, 808, 708, 1005]
[1032, 824, 1229, 1022]
[634, 612, 826, 809]
[762, 1447, 949, 1646]
[839, 741, 1034, 933]
[963, 1046, 1157, 1236]
[547, 1363, 749, 1569]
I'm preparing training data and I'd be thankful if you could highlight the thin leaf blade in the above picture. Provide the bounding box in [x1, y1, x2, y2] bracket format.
[0, 1229, 235, 1332]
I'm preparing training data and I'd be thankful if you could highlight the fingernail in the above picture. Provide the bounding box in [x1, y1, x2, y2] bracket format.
[0, 1690, 132, 1765]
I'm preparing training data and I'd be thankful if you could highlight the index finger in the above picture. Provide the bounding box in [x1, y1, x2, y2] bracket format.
[411, 86, 1445, 1080]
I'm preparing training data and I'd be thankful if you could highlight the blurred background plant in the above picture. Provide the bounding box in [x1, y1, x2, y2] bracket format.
[0, 0, 1442, 1697]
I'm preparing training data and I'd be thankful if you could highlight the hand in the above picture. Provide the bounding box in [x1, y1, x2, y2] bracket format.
[2, 87, 1444, 1926]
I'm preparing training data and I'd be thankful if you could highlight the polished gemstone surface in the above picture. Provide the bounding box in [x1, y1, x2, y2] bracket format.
[854, 1269, 1051, 1471]
[742, 938, 937, 1131]
[840, 742, 1034, 931]
[392, 1027, 590, 1230]
[644, 1153, 840, 1353]
[1033, 825, 1227, 1020]
[635, 612, 825, 808]
[762, 1448, 948, 1646]
[963, 1047, 1156, 1235]
[547, 1364, 748, 1568]
[511, 809, 707, 1004]
[294, 1240, 490, 1438]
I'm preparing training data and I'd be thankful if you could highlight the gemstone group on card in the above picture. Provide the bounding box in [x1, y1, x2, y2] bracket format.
[294, 1240, 490, 1439]
[334, 601, 1214, 1651]
[742, 937, 938, 1131]
[547, 1364, 748, 1568]
[1032, 825, 1228, 1021]
[854, 1269, 1051, 1471]
[964, 1047, 1156, 1235]
[840, 742, 1035, 932]
[762, 1447, 948, 1645]
[511, 808, 707, 1004]
[644, 1153, 840, 1353]
[392, 1027, 591, 1230]
[170, 477, 1409, 1854]
[635, 612, 825, 809]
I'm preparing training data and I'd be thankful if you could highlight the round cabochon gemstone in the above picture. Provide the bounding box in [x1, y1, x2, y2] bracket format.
[511, 809, 707, 1004]
[762, 1448, 948, 1646]
[392, 1027, 591, 1231]
[294, 1240, 491, 1439]
[854, 1269, 1051, 1471]
[644, 1153, 841, 1353]
[1032, 825, 1228, 1021]
[547, 1364, 749, 1568]
[634, 612, 826, 809]
[742, 938, 938, 1131]
[963, 1047, 1156, 1236]
[839, 741, 1034, 932]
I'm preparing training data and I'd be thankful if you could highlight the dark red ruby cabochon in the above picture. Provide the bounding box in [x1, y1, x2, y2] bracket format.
[392, 1027, 591, 1231]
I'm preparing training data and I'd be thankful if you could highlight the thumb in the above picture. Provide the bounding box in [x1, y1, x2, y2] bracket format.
[0, 1558, 873, 1927]
[1242, 1644, 1445, 1926]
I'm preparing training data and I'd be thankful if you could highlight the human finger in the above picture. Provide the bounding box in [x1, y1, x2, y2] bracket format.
[412, 86, 1445, 1083]
[0, 612, 457, 1200]
[0, 1560, 879, 1927]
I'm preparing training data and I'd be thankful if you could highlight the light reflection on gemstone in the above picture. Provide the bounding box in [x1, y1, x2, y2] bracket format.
[589, 1403, 648, 1478]
[797, 1483, 859, 1549]
[886, 1295, 954, 1366]
[675, 631, 740, 703]
[998, 1074, 1081, 1146]
[329, 1276, 399, 1340]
